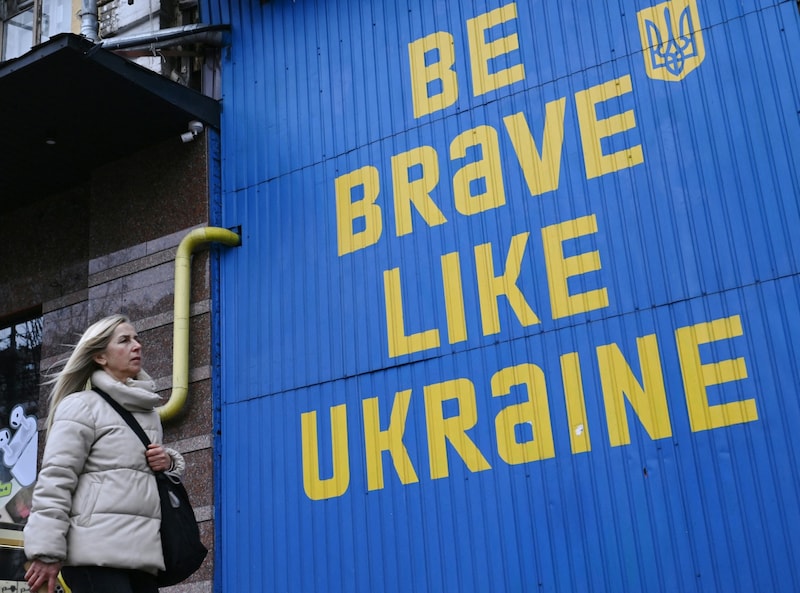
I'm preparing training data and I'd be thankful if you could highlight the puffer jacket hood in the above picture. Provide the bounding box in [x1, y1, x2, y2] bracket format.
[24, 369, 181, 573]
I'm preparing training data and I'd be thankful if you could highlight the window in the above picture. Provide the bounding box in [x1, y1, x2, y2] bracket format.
[1, 0, 73, 61]
[2, 0, 33, 60]
[0, 312, 42, 527]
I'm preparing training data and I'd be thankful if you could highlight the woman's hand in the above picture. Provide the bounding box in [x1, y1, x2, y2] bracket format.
[146, 443, 172, 472]
[25, 558, 62, 593]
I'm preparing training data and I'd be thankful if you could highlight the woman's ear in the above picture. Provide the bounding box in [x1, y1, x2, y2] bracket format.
[93, 353, 106, 366]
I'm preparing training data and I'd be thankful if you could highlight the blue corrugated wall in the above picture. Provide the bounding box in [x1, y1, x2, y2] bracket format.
[203, 0, 800, 591]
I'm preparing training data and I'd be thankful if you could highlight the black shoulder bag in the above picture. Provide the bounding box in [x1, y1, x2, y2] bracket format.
[94, 388, 208, 587]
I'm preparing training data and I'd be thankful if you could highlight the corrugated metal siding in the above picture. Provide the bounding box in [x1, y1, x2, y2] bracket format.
[206, 0, 800, 591]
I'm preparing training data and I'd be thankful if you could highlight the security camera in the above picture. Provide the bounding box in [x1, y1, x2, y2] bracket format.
[181, 120, 205, 143]
[188, 120, 204, 135]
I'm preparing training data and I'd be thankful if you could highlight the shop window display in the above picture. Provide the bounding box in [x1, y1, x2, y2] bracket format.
[0, 313, 42, 590]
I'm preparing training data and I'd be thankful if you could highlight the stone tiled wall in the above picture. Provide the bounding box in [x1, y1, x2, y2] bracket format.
[0, 136, 216, 592]
[0, 187, 90, 315]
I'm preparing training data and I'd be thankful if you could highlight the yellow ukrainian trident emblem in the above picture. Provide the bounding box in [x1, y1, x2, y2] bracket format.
[637, 0, 705, 81]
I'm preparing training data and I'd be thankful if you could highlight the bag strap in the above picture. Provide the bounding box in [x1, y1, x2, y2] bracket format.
[94, 387, 152, 449]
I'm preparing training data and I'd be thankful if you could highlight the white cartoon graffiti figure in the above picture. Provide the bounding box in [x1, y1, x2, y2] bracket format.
[0, 405, 38, 487]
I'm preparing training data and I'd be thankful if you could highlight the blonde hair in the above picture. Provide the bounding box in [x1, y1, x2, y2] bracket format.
[44, 314, 131, 435]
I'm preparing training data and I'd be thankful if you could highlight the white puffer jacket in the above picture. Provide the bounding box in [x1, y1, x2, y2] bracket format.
[24, 370, 185, 573]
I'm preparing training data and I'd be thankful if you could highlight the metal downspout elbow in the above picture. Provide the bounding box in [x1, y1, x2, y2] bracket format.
[158, 227, 241, 421]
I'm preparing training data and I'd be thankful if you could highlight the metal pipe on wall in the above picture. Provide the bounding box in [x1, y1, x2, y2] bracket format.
[159, 226, 240, 422]
[79, 0, 99, 42]
[98, 23, 229, 51]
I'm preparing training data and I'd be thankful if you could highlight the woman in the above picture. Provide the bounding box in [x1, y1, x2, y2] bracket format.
[24, 314, 185, 593]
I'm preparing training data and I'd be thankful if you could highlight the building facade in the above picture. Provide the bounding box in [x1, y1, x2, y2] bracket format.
[203, 0, 800, 591]
[3, 0, 800, 592]
[0, 27, 223, 593]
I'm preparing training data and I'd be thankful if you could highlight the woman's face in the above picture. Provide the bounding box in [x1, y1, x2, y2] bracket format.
[95, 322, 143, 382]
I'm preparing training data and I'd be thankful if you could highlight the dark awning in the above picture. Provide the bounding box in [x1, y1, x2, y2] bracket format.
[0, 33, 221, 204]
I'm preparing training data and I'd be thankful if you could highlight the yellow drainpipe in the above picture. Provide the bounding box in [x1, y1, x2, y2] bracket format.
[158, 226, 241, 421]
